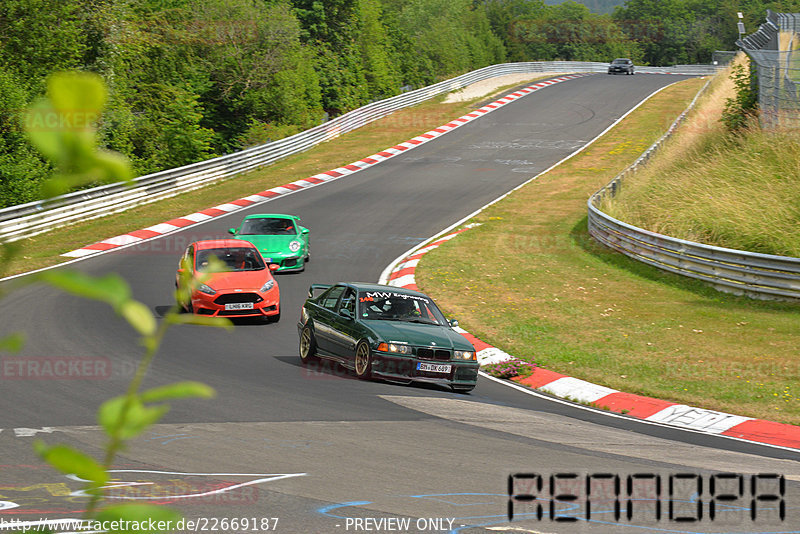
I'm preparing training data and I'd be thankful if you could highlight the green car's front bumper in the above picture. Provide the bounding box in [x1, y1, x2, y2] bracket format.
[369, 350, 479, 388]
[260, 251, 306, 272]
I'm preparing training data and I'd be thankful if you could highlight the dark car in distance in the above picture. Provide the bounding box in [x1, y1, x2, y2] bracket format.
[608, 58, 635, 75]
[297, 282, 479, 392]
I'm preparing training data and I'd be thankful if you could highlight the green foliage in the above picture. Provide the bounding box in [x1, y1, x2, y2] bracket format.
[23, 72, 133, 198]
[139, 381, 216, 403]
[355, 0, 400, 99]
[613, 0, 735, 66]
[34, 443, 109, 488]
[544, 0, 625, 14]
[0, 0, 788, 208]
[152, 87, 217, 169]
[98, 396, 172, 440]
[0, 0, 88, 85]
[293, 0, 374, 113]
[721, 63, 758, 131]
[389, 0, 505, 86]
[0, 333, 25, 352]
[1, 71, 232, 531]
[0, 65, 52, 208]
[38, 271, 132, 313]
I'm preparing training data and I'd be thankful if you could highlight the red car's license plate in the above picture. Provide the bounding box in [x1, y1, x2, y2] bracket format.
[225, 302, 254, 311]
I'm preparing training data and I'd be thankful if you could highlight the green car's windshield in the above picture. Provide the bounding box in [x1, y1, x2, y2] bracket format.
[239, 218, 296, 236]
[196, 248, 265, 272]
[358, 291, 447, 325]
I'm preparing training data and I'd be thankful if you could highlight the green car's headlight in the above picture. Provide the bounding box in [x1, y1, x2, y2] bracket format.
[454, 350, 476, 361]
[197, 283, 216, 295]
[289, 240, 301, 252]
[378, 342, 412, 354]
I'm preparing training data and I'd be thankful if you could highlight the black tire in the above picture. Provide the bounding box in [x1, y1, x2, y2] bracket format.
[269, 301, 281, 323]
[299, 325, 318, 363]
[354, 341, 372, 379]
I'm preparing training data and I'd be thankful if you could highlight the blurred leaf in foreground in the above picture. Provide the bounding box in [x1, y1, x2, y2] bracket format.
[22, 71, 133, 199]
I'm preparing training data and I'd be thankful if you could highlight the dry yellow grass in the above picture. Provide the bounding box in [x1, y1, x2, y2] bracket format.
[599, 55, 800, 257]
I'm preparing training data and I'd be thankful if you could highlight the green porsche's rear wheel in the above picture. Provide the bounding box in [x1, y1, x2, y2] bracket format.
[354, 341, 372, 379]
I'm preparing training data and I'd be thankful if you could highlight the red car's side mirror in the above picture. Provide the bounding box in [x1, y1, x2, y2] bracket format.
[268, 263, 280, 271]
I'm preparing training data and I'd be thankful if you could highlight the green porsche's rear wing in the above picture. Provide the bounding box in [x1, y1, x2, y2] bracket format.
[307, 283, 331, 298]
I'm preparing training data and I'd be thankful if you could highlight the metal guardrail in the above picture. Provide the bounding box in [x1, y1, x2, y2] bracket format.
[588, 77, 800, 300]
[0, 61, 720, 242]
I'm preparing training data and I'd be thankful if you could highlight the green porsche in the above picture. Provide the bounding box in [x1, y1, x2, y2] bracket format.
[229, 214, 309, 272]
[297, 282, 479, 392]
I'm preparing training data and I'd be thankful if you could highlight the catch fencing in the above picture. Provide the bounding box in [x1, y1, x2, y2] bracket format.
[0, 61, 718, 243]
[588, 79, 800, 300]
[737, 10, 800, 128]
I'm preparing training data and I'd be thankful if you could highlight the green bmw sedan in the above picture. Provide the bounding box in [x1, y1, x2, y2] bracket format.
[298, 282, 478, 392]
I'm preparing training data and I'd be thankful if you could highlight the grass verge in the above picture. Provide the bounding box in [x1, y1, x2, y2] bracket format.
[415, 75, 800, 425]
[600, 57, 800, 257]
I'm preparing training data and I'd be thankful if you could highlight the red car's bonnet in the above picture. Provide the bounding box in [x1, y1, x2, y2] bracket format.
[202, 269, 274, 291]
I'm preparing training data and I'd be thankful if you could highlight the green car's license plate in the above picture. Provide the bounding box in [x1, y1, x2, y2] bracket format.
[417, 362, 451, 373]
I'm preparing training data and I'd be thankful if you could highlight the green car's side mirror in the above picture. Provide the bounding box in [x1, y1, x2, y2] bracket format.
[228, 228, 236, 235]
[449, 319, 459, 328]
[340, 308, 353, 319]
[301, 227, 309, 234]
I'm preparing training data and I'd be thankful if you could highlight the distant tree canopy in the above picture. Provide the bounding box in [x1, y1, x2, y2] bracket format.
[0, 0, 789, 207]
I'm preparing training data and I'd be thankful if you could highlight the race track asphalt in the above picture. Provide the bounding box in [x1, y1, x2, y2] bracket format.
[1, 74, 798, 534]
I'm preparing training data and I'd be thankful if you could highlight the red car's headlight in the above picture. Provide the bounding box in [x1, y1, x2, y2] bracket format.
[197, 283, 216, 295]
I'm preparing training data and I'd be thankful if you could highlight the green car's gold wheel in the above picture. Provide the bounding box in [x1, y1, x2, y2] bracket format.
[354, 341, 372, 379]
[299, 326, 317, 363]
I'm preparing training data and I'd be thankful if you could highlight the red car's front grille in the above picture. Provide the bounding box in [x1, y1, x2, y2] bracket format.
[220, 309, 261, 316]
[214, 293, 263, 305]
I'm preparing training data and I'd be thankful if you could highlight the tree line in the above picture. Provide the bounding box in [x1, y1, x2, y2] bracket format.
[0, 0, 796, 208]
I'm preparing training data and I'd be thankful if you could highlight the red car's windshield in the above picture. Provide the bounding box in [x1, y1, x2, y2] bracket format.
[196, 248, 266, 272]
